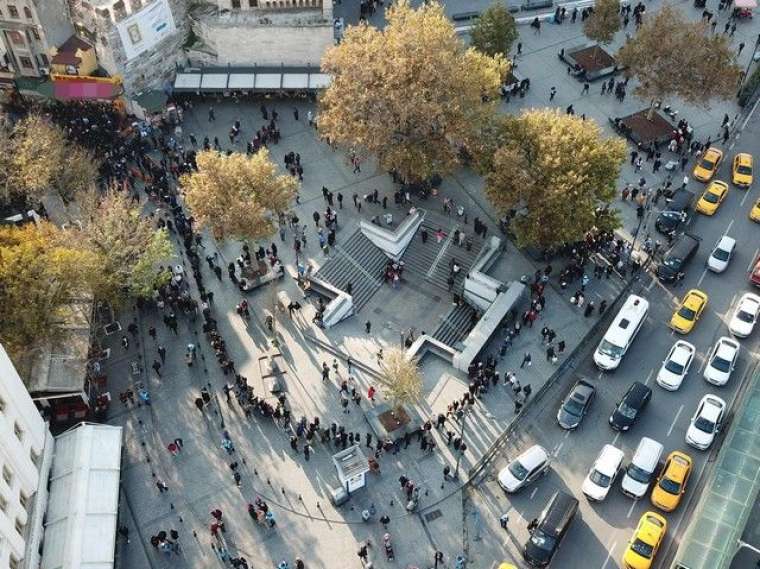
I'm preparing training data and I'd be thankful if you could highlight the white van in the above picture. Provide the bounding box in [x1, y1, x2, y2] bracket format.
[621, 437, 664, 499]
[593, 294, 649, 370]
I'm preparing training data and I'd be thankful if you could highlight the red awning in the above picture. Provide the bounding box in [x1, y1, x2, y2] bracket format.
[53, 79, 117, 101]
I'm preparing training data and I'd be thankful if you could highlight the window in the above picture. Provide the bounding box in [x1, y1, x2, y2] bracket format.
[3, 465, 13, 485]
[23, 6, 32, 19]
[19, 491, 28, 511]
[31, 28, 40, 41]
[0, 494, 7, 513]
[112, 1, 127, 21]
[231, 0, 241, 7]
[9, 555, 19, 569]
[13, 422, 23, 442]
[130, 0, 142, 11]
[38, 53, 48, 66]
[19, 56, 33, 69]
[8, 5, 19, 18]
[249, 0, 258, 6]
[14, 517, 25, 536]
[9, 31, 25, 46]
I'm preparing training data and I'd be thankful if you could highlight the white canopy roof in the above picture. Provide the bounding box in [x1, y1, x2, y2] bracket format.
[173, 73, 201, 90]
[282, 73, 309, 89]
[42, 423, 123, 569]
[201, 74, 228, 89]
[228, 73, 255, 89]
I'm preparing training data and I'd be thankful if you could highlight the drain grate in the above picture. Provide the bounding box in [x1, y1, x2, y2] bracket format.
[424, 509, 443, 522]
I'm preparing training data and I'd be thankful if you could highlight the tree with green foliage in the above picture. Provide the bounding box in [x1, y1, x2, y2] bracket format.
[484, 109, 626, 250]
[470, 2, 519, 58]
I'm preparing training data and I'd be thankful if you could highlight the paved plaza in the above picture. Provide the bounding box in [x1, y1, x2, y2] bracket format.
[98, 2, 760, 569]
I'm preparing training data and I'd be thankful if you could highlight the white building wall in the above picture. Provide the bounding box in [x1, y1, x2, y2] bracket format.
[0, 344, 52, 569]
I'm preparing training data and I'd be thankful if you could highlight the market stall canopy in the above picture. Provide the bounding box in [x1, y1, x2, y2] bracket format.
[173, 66, 332, 93]
[42, 423, 123, 569]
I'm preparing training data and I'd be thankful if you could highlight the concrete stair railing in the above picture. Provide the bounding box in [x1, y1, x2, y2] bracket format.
[359, 209, 424, 261]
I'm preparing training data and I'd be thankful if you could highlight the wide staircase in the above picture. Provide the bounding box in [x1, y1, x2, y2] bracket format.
[402, 209, 485, 295]
[431, 302, 479, 347]
[314, 230, 388, 312]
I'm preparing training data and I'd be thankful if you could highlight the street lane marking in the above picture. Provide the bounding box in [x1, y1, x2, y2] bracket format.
[612, 432, 621, 446]
[645, 278, 656, 291]
[748, 248, 759, 272]
[601, 540, 618, 569]
[644, 369, 654, 386]
[699, 352, 709, 374]
[598, 371, 604, 380]
[530, 487, 538, 500]
[725, 219, 735, 233]
[697, 268, 708, 288]
[553, 442, 564, 456]
[667, 405, 685, 437]
[741, 190, 752, 206]
[626, 499, 637, 519]
[742, 95, 760, 130]
[564, 430, 571, 439]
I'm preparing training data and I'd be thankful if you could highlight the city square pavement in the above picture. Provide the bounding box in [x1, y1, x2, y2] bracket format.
[101, 2, 760, 569]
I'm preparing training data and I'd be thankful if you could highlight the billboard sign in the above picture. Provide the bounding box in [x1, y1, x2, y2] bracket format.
[116, 0, 177, 62]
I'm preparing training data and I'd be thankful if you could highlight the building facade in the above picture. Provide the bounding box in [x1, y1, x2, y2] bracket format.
[0, 344, 54, 569]
[68, 0, 189, 96]
[0, 0, 74, 77]
[187, 0, 333, 69]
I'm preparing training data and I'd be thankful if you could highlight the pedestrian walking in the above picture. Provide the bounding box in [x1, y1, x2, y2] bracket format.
[365, 320, 372, 334]
[157, 344, 166, 362]
[581, 82, 590, 95]
[152, 360, 162, 377]
[549, 86, 557, 101]
[520, 352, 532, 368]
[156, 480, 169, 493]
[499, 513, 509, 529]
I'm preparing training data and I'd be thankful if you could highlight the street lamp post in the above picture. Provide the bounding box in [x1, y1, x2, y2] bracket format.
[743, 34, 760, 87]
[453, 406, 470, 479]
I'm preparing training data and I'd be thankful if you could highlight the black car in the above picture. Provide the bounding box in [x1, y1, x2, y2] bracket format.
[609, 381, 652, 431]
[655, 189, 695, 236]
[656, 233, 700, 282]
[557, 379, 595, 430]
[523, 491, 579, 567]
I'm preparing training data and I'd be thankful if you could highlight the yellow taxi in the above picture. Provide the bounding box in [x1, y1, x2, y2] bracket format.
[498, 565, 518, 569]
[670, 289, 708, 334]
[651, 451, 693, 512]
[696, 180, 729, 215]
[622, 512, 668, 569]
[732, 152, 753, 187]
[693, 147, 724, 182]
[750, 198, 760, 222]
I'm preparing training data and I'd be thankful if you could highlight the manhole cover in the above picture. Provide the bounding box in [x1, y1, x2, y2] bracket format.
[431, 295, 441, 302]
[424, 509, 443, 522]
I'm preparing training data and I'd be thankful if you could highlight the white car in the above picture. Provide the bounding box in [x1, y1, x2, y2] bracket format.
[729, 292, 760, 337]
[706, 235, 736, 273]
[582, 444, 624, 502]
[686, 394, 726, 450]
[656, 340, 696, 391]
[704, 337, 740, 386]
[498, 445, 550, 493]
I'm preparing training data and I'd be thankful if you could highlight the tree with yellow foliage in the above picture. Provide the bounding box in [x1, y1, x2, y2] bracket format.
[484, 109, 626, 250]
[0, 115, 100, 203]
[617, 7, 741, 119]
[319, 0, 507, 183]
[0, 223, 99, 360]
[378, 348, 423, 409]
[181, 149, 297, 241]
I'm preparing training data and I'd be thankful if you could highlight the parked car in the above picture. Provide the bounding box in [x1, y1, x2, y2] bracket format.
[696, 180, 729, 215]
[685, 395, 726, 450]
[582, 444, 625, 502]
[651, 451, 693, 512]
[622, 511, 668, 569]
[655, 189, 695, 236]
[556, 379, 595, 430]
[609, 382, 652, 431]
[498, 445, 550, 493]
[704, 336, 740, 386]
[750, 197, 760, 222]
[656, 233, 700, 282]
[670, 289, 708, 334]
[706, 235, 736, 273]
[692, 147, 723, 182]
[728, 292, 760, 337]
[731, 152, 753, 187]
[656, 340, 695, 391]
[751, 255, 760, 286]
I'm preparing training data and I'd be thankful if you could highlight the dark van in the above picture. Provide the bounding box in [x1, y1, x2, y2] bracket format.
[656, 233, 700, 282]
[523, 491, 579, 567]
[655, 189, 696, 236]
